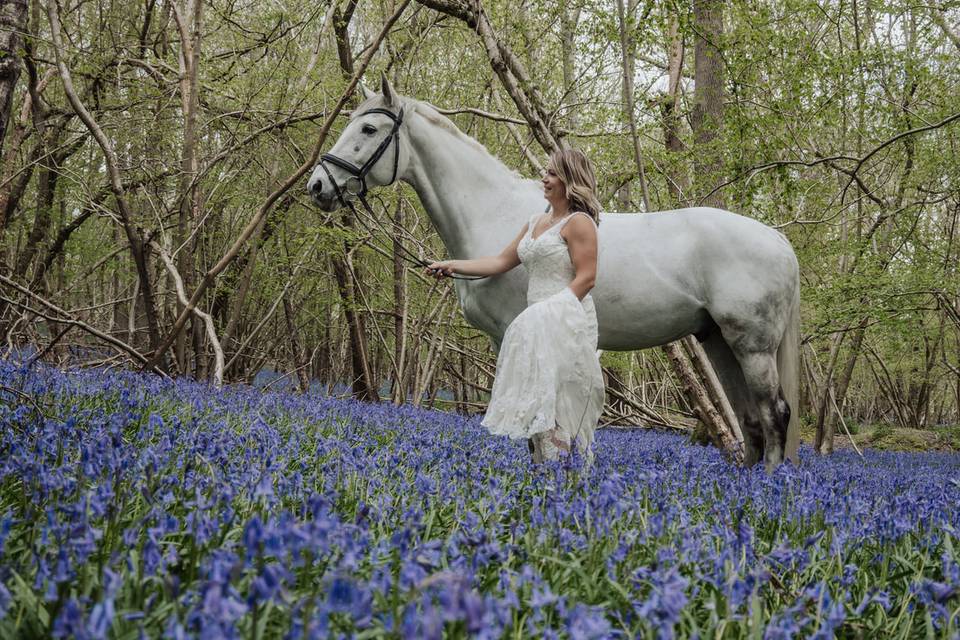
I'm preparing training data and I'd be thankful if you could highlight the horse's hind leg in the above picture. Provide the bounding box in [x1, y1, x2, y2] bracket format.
[699, 329, 762, 465]
[735, 350, 790, 472]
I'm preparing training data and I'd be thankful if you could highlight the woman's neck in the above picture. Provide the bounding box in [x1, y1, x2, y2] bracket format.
[549, 199, 570, 218]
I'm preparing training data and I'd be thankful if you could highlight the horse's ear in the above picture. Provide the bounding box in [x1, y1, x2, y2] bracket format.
[380, 73, 396, 107]
[360, 83, 375, 101]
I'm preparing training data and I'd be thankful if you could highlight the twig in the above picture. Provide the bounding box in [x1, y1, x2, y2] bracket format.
[701, 111, 960, 205]
[603, 367, 676, 428]
[0, 278, 160, 374]
[25, 324, 74, 367]
[0, 385, 55, 420]
[433, 104, 527, 126]
[829, 385, 863, 458]
[222, 235, 317, 373]
[150, 241, 225, 387]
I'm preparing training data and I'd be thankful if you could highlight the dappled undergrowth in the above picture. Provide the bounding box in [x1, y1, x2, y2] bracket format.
[0, 359, 959, 638]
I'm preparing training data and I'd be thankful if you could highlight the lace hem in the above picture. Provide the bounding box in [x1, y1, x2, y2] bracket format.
[481, 287, 604, 450]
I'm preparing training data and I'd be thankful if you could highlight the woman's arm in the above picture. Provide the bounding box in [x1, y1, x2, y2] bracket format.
[426, 222, 528, 278]
[562, 215, 598, 300]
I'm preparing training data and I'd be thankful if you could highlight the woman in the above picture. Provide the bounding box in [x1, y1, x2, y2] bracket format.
[427, 148, 605, 463]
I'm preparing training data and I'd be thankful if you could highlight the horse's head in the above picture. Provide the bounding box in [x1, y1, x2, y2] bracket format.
[307, 76, 411, 211]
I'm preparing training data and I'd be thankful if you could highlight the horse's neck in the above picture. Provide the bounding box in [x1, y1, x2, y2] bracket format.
[402, 111, 540, 259]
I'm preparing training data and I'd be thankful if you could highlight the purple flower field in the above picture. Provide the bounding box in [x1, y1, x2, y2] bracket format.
[1, 358, 959, 639]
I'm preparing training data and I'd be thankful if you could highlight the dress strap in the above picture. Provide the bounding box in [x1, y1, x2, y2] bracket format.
[559, 211, 596, 230]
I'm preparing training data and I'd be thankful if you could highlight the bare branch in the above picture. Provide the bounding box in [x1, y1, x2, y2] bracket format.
[433, 104, 527, 125]
[702, 110, 960, 206]
[0, 274, 157, 371]
[145, 0, 413, 371]
[931, 7, 960, 50]
[150, 241, 224, 387]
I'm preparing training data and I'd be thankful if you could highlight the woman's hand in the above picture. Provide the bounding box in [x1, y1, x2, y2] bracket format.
[426, 260, 457, 278]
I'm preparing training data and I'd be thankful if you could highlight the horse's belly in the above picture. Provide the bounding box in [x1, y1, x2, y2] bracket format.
[595, 294, 711, 350]
[592, 230, 712, 350]
[457, 274, 528, 343]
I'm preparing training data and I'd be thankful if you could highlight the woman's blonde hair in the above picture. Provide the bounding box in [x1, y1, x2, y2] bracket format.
[548, 148, 601, 224]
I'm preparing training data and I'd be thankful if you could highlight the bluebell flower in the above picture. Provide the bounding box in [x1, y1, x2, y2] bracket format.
[87, 598, 115, 640]
[52, 598, 87, 639]
[854, 590, 891, 615]
[530, 584, 560, 609]
[143, 531, 163, 576]
[326, 575, 373, 627]
[163, 614, 187, 640]
[4, 357, 960, 638]
[566, 603, 613, 639]
[634, 566, 688, 639]
[763, 601, 806, 640]
[249, 563, 289, 605]
[0, 511, 12, 556]
[241, 517, 263, 559]
[253, 474, 274, 500]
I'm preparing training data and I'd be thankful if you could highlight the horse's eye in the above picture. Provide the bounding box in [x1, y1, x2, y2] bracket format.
[361, 124, 377, 135]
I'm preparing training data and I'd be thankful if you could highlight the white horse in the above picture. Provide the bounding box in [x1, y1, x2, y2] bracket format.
[308, 78, 800, 470]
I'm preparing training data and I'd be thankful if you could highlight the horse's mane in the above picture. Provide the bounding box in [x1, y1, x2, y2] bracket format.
[353, 93, 525, 181]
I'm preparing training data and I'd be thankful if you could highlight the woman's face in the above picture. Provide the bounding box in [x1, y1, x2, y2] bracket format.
[541, 166, 564, 201]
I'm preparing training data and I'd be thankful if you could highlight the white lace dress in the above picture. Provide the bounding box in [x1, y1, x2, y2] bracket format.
[481, 212, 605, 461]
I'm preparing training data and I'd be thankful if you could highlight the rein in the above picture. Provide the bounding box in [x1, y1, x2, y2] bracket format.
[316, 105, 486, 281]
[348, 194, 487, 281]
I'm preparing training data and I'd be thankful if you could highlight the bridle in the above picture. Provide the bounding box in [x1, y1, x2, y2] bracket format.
[314, 105, 486, 281]
[316, 107, 404, 204]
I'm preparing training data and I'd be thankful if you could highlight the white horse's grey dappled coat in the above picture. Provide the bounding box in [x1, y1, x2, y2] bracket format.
[308, 80, 801, 470]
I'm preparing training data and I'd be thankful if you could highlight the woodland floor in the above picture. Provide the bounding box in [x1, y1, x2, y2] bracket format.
[797, 421, 960, 453]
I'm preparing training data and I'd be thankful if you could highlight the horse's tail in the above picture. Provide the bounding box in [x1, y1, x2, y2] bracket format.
[777, 277, 801, 463]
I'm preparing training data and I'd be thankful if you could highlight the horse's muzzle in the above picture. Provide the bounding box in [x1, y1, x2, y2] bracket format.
[307, 177, 339, 211]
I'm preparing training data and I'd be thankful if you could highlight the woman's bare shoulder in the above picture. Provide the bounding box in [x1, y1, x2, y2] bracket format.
[561, 213, 598, 238]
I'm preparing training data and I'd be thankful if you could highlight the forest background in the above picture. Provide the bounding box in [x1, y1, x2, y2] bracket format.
[1, 0, 958, 455]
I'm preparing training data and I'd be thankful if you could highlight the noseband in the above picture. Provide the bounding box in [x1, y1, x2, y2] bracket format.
[317, 107, 404, 206]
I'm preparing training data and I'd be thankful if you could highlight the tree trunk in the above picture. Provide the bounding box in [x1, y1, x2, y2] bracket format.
[283, 294, 310, 393]
[691, 0, 725, 207]
[0, 128, 39, 234]
[559, 5, 581, 130]
[653, 4, 741, 458]
[16, 131, 85, 288]
[172, 0, 203, 375]
[664, 341, 743, 463]
[615, 0, 651, 211]
[682, 336, 743, 442]
[333, 0, 358, 77]
[660, 12, 688, 203]
[47, 0, 165, 356]
[327, 0, 378, 402]
[0, 0, 27, 158]
[817, 319, 868, 454]
[391, 201, 409, 404]
[331, 250, 378, 401]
